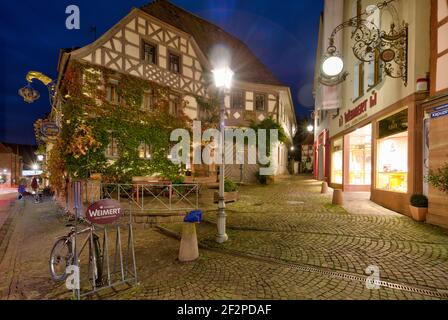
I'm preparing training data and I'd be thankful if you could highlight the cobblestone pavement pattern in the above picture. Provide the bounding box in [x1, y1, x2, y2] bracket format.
[0, 176, 447, 300]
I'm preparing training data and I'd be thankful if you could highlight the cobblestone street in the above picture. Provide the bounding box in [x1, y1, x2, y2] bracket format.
[1, 176, 447, 300]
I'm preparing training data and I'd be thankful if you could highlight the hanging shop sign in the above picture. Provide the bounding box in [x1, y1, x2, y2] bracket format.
[85, 199, 123, 225]
[339, 92, 378, 128]
[41, 121, 60, 140]
[378, 109, 408, 139]
[430, 104, 448, 119]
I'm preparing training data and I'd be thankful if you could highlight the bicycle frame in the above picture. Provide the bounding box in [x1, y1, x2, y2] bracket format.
[67, 221, 103, 293]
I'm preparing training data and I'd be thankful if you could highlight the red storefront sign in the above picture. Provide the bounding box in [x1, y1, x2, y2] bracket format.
[85, 199, 123, 225]
[339, 92, 378, 127]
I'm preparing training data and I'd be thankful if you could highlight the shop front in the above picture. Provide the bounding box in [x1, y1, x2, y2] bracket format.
[329, 93, 427, 216]
[330, 124, 372, 192]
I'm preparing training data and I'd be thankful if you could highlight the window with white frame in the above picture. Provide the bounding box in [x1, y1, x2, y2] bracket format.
[169, 52, 181, 74]
[142, 41, 157, 65]
[106, 80, 120, 104]
[231, 90, 244, 109]
[169, 94, 180, 115]
[141, 88, 155, 112]
[365, 4, 382, 90]
[255, 94, 266, 111]
[106, 133, 119, 158]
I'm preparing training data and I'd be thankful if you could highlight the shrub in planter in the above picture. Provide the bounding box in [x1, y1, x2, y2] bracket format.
[409, 194, 428, 222]
[224, 179, 238, 192]
[427, 163, 448, 194]
[410, 194, 428, 208]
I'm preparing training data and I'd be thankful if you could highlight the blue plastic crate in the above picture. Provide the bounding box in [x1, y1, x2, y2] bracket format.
[184, 210, 202, 223]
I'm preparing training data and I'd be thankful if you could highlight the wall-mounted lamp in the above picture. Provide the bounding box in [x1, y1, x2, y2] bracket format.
[319, 0, 408, 87]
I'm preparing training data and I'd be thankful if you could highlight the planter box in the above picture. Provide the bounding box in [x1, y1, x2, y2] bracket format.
[214, 191, 239, 203]
[409, 205, 427, 222]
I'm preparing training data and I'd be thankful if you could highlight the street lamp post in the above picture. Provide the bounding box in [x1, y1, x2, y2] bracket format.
[212, 67, 234, 244]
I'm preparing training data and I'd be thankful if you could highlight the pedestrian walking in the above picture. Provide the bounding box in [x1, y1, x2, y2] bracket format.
[31, 177, 40, 203]
[18, 184, 26, 200]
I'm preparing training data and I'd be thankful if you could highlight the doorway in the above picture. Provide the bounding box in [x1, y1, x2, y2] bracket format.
[344, 124, 372, 192]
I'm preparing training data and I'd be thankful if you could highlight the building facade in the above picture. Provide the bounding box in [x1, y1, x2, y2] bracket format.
[421, 0, 448, 228]
[0, 143, 22, 187]
[314, 0, 433, 217]
[52, 0, 296, 184]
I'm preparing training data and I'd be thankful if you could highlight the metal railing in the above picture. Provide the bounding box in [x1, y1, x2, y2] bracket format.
[81, 182, 200, 215]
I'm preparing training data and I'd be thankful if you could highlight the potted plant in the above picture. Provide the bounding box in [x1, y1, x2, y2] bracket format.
[214, 179, 239, 203]
[409, 194, 428, 222]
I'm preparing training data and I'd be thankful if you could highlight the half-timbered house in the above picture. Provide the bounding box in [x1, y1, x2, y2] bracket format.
[54, 0, 297, 183]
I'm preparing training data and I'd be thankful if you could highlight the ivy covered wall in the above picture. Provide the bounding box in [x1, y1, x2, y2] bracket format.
[37, 60, 193, 188]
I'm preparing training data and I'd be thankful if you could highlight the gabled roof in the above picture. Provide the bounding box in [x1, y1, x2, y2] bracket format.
[140, 0, 285, 87]
[0, 143, 13, 154]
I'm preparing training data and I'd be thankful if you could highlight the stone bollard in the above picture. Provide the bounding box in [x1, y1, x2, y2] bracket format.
[332, 189, 344, 205]
[321, 182, 329, 194]
[178, 223, 199, 262]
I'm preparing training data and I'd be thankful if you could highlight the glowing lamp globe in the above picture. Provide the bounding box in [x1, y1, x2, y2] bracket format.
[212, 67, 234, 89]
[322, 56, 344, 77]
[307, 125, 314, 133]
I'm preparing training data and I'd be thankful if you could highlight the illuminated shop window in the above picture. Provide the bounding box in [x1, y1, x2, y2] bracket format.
[331, 138, 343, 184]
[376, 110, 408, 193]
[348, 124, 372, 186]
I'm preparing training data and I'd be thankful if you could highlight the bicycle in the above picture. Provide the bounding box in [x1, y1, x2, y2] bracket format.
[49, 216, 103, 287]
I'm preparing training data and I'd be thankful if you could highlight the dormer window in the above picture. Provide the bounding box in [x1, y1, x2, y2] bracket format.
[169, 52, 181, 74]
[142, 41, 157, 65]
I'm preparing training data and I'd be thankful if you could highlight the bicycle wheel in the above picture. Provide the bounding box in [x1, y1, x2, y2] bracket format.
[49, 237, 73, 281]
[88, 234, 103, 287]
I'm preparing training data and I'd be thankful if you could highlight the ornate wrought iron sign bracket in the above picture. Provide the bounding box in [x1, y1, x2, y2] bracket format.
[320, 0, 408, 87]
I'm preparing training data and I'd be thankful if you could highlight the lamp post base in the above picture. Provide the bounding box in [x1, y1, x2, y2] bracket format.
[215, 233, 229, 244]
[216, 198, 228, 244]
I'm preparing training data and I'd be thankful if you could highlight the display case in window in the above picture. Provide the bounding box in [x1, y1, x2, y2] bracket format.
[376, 131, 408, 193]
